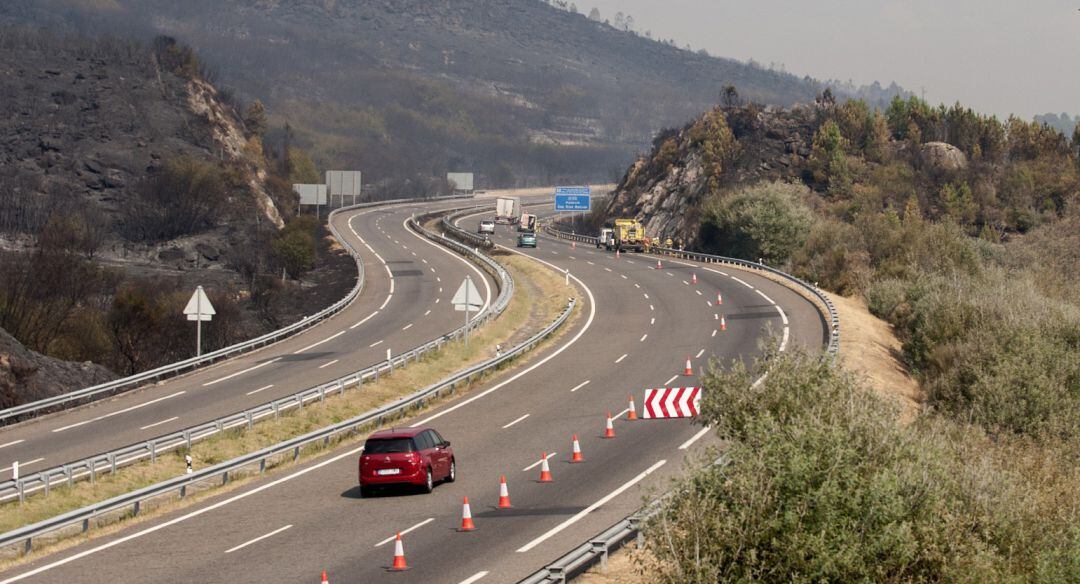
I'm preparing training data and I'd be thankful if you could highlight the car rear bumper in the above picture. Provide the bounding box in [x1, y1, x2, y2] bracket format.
[360, 466, 426, 486]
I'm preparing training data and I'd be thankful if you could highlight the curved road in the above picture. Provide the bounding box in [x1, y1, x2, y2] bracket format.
[0, 200, 498, 482]
[0, 197, 826, 583]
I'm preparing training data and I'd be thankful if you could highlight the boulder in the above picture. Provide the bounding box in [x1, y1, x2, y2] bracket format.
[196, 243, 220, 261]
[919, 141, 967, 172]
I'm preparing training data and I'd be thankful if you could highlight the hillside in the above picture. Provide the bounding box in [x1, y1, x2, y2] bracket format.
[609, 98, 1079, 581]
[0, 28, 352, 401]
[0, 0, 904, 189]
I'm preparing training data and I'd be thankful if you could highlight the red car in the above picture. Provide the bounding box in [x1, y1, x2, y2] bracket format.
[358, 427, 455, 496]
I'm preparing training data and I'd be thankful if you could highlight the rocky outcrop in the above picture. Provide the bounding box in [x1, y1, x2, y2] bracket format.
[602, 105, 818, 245]
[0, 328, 115, 409]
[918, 141, 968, 172]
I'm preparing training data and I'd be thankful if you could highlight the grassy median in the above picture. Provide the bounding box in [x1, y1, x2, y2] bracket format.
[0, 252, 581, 562]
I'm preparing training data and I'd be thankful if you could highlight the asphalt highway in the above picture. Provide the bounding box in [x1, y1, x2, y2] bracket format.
[0, 198, 827, 583]
[0, 200, 498, 482]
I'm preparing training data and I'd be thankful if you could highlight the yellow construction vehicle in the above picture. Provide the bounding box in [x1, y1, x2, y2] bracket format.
[610, 219, 645, 252]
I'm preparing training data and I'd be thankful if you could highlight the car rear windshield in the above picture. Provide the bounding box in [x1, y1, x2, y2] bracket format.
[364, 438, 415, 453]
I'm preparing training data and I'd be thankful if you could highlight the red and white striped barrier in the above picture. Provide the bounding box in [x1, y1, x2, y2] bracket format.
[642, 387, 702, 418]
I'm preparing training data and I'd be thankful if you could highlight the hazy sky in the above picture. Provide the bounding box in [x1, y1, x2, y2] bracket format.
[583, 0, 1079, 119]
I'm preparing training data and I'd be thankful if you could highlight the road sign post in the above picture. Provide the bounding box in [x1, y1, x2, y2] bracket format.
[183, 286, 216, 357]
[452, 276, 483, 346]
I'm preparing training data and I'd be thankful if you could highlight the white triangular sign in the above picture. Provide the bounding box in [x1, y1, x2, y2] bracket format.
[183, 286, 216, 321]
[451, 278, 482, 312]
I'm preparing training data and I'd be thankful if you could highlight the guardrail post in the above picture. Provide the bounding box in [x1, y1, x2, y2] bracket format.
[272, 402, 279, 419]
[293, 446, 300, 461]
[90, 459, 96, 484]
[82, 518, 89, 533]
[630, 517, 643, 547]
[17, 480, 24, 503]
[24, 538, 30, 555]
[179, 485, 186, 499]
[259, 459, 266, 474]
[133, 500, 140, 516]
[548, 566, 567, 583]
[149, 440, 157, 463]
[109, 453, 116, 474]
[184, 430, 192, 449]
[591, 541, 609, 571]
[246, 412, 254, 430]
[319, 387, 326, 403]
[222, 471, 228, 486]
[43, 472, 49, 496]
[65, 465, 72, 487]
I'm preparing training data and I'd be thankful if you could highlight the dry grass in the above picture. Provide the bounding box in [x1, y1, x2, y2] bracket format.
[0, 253, 580, 562]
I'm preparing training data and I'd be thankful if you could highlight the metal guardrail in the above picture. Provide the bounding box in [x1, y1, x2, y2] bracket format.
[0, 195, 475, 425]
[0, 206, 577, 556]
[0, 203, 505, 504]
[522, 225, 840, 584]
[544, 227, 840, 357]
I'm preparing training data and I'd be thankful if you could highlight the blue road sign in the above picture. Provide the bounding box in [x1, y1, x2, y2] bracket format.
[554, 186, 591, 211]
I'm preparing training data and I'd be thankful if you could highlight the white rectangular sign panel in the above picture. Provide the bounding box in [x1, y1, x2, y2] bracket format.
[325, 170, 362, 197]
[447, 172, 474, 192]
[293, 184, 327, 206]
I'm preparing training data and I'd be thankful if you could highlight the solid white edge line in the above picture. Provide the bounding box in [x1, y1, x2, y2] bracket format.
[776, 304, 789, 325]
[781, 327, 790, 352]
[502, 414, 530, 429]
[139, 416, 179, 431]
[458, 571, 489, 584]
[0, 444, 368, 583]
[0, 458, 43, 474]
[375, 517, 435, 547]
[522, 452, 558, 472]
[516, 459, 667, 553]
[408, 215, 492, 319]
[409, 241, 597, 428]
[755, 289, 776, 305]
[0, 440, 25, 450]
[203, 357, 281, 386]
[379, 294, 393, 310]
[678, 426, 712, 450]
[292, 331, 345, 355]
[224, 524, 293, 554]
[350, 311, 379, 330]
[52, 391, 187, 433]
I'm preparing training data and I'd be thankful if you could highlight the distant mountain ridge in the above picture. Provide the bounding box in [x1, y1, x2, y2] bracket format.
[0, 0, 907, 187]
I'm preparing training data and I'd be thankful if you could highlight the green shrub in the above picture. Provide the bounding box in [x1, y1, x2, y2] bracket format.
[641, 349, 1080, 583]
[699, 181, 814, 265]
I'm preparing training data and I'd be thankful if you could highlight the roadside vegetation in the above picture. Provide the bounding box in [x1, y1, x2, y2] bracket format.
[0, 253, 579, 559]
[619, 95, 1079, 580]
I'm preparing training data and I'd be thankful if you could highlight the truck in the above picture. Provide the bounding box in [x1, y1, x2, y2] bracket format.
[495, 197, 521, 224]
[518, 213, 537, 232]
[610, 219, 645, 252]
[597, 227, 615, 250]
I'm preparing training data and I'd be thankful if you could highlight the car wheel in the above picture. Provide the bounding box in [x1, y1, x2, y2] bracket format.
[423, 467, 433, 493]
[447, 459, 456, 483]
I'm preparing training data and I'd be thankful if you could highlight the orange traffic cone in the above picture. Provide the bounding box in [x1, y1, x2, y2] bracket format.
[716, 292, 723, 305]
[321, 569, 329, 584]
[720, 315, 727, 331]
[684, 356, 694, 376]
[615, 249, 620, 258]
[459, 497, 476, 531]
[603, 412, 616, 438]
[627, 395, 638, 420]
[691, 273, 698, 285]
[656, 259, 663, 269]
[571, 434, 583, 462]
[390, 533, 408, 571]
[498, 475, 512, 508]
[538, 453, 553, 483]
[572, 240, 577, 249]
